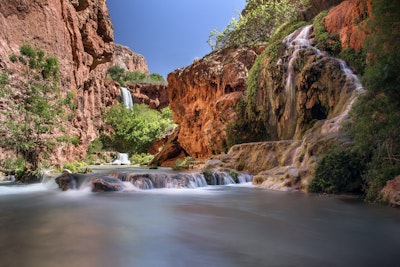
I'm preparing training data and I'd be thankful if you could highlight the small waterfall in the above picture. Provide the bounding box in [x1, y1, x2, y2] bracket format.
[120, 87, 133, 109]
[208, 172, 236, 185]
[111, 153, 131, 165]
[237, 173, 253, 183]
[282, 24, 364, 135]
[281, 25, 317, 137]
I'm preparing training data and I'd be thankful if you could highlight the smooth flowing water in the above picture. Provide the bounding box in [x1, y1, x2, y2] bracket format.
[1, 180, 399, 267]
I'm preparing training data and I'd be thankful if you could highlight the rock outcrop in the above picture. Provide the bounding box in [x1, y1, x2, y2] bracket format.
[166, 46, 262, 159]
[128, 83, 169, 111]
[380, 176, 400, 207]
[325, 0, 372, 51]
[112, 44, 149, 74]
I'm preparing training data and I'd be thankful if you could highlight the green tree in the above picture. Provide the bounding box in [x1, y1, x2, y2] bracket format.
[208, 0, 309, 50]
[350, 0, 400, 201]
[107, 66, 166, 86]
[103, 104, 175, 154]
[0, 45, 64, 174]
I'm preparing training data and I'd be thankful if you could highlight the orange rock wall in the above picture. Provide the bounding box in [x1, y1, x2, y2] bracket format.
[325, 0, 372, 51]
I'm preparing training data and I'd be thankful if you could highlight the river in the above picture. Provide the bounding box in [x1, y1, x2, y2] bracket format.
[0, 176, 399, 267]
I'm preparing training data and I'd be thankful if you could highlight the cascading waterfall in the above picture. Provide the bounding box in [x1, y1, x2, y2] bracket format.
[282, 24, 363, 135]
[120, 87, 134, 110]
[111, 153, 131, 165]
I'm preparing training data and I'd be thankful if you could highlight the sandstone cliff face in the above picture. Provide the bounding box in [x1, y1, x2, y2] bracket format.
[112, 44, 149, 74]
[325, 0, 372, 51]
[167, 47, 261, 159]
[0, 0, 153, 164]
[128, 83, 168, 111]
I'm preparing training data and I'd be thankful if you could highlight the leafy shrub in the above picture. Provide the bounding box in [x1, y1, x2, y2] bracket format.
[88, 138, 104, 154]
[130, 153, 154, 165]
[208, 0, 310, 50]
[313, 10, 341, 56]
[0, 44, 63, 170]
[107, 66, 166, 86]
[338, 48, 366, 75]
[172, 157, 194, 171]
[62, 161, 87, 173]
[308, 147, 363, 194]
[103, 104, 175, 154]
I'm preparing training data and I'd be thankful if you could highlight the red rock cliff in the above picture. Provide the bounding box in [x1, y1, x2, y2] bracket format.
[325, 0, 372, 51]
[167, 47, 261, 159]
[0, 0, 149, 164]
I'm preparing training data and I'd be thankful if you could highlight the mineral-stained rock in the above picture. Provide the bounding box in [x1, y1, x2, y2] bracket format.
[325, 0, 372, 51]
[253, 166, 308, 191]
[166, 46, 262, 160]
[128, 83, 169, 111]
[380, 176, 400, 207]
[150, 127, 189, 167]
[91, 177, 124, 192]
[112, 44, 149, 74]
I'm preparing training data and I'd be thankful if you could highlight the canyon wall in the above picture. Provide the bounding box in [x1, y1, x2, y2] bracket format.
[325, 0, 372, 51]
[0, 0, 148, 164]
[167, 46, 262, 159]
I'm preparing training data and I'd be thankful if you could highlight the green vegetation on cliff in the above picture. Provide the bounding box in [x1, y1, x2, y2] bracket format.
[0, 45, 73, 181]
[208, 0, 310, 50]
[107, 65, 166, 86]
[349, 0, 400, 202]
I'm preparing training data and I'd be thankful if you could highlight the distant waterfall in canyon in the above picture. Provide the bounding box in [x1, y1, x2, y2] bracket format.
[120, 87, 134, 110]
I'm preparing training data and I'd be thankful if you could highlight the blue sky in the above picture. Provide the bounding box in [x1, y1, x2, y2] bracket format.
[107, 0, 246, 78]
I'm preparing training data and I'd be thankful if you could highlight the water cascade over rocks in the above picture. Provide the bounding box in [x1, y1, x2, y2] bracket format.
[204, 24, 364, 191]
[120, 87, 134, 109]
[55, 169, 253, 192]
[110, 87, 134, 165]
[111, 153, 131, 165]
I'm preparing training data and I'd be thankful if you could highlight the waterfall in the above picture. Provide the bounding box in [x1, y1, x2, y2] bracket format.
[111, 153, 131, 165]
[120, 87, 133, 109]
[282, 24, 363, 135]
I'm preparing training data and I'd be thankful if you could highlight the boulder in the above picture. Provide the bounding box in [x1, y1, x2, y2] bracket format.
[380, 176, 400, 207]
[55, 172, 78, 191]
[91, 177, 124, 192]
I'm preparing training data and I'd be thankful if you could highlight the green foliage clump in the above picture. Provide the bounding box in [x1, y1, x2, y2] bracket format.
[0, 44, 64, 171]
[130, 153, 154, 165]
[308, 147, 362, 194]
[1, 157, 26, 171]
[62, 161, 88, 173]
[338, 48, 366, 75]
[349, 0, 400, 202]
[172, 157, 194, 171]
[88, 138, 104, 155]
[107, 65, 166, 86]
[56, 135, 80, 146]
[208, 0, 310, 50]
[102, 104, 175, 155]
[313, 10, 341, 56]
